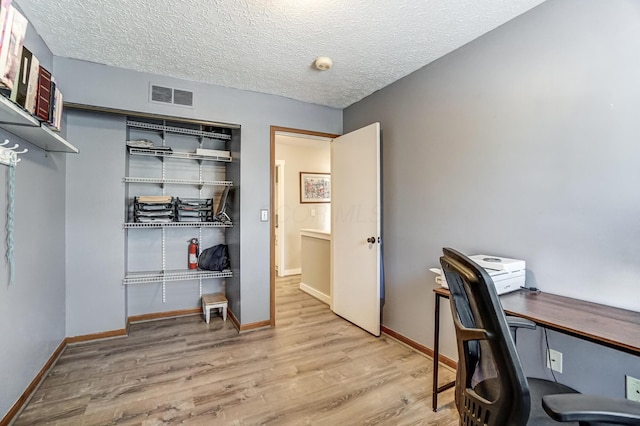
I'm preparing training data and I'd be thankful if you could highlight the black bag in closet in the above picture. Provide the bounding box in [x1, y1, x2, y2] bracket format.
[198, 244, 230, 271]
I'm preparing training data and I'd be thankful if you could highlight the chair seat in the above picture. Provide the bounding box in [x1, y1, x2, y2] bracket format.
[528, 378, 579, 425]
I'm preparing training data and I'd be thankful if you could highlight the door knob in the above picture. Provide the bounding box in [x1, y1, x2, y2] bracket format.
[367, 237, 376, 243]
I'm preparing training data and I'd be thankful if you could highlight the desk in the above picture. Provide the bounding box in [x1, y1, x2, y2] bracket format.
[432, 287, 640, 411]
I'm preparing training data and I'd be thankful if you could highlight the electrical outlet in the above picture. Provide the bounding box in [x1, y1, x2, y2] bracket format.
[546, 349, 563, 373]
[626, 376, 640, 402]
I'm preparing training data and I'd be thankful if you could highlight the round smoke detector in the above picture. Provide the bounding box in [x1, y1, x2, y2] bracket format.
[314, 56, 333, 71]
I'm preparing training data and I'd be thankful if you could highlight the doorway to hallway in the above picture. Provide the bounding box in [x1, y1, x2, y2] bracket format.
[269, 126, 338, 326]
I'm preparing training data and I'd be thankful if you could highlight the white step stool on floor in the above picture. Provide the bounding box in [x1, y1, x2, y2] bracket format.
[202, 293, 228, 323]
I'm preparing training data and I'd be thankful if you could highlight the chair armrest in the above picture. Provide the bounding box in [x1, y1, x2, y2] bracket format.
[542, 394, 640, 425]
[506, 315, 536, 330]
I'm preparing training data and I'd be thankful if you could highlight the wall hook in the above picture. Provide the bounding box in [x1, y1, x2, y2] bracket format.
[0, 139, 28, 167]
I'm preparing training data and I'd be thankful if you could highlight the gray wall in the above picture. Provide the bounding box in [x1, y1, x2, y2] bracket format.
[226, 128, 241, 318]
[64, 110, 126, 336]
[54, 57, 342, 326]
[0, 13, 66, 417]
[344, 0, 640, 398]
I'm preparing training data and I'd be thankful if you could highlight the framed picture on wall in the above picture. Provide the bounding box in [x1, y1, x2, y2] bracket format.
[300, 172, 331, 203]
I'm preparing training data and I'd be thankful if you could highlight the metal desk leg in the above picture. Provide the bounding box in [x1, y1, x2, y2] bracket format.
[432, 292, 441, 411]
[432, 291, 455, 412]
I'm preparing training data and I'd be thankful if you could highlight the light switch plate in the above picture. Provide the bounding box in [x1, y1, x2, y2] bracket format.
[546, 349, 563, 373]
[260, 209, 268, 222]
[626, 376, 640, 402]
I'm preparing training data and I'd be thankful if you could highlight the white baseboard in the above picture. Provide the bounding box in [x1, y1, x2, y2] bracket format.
[299, 282, 330, 305]
[282, 268, 301, 276]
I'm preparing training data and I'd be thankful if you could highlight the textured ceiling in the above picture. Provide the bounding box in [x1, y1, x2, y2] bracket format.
[16, 0, 545, 108]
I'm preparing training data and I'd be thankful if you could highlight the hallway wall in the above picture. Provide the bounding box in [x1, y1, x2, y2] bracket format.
[275, 135, 330, 274]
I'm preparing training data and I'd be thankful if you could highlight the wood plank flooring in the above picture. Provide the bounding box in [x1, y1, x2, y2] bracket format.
[14, 276, 458, 425]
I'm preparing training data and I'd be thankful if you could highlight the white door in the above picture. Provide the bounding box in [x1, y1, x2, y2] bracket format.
[331, 122, 381, 336]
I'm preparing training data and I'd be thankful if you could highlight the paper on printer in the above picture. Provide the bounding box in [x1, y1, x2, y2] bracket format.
[430, 254, 525, 295]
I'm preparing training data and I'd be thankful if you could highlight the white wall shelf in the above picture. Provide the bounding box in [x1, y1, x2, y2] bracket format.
[123, 269, 233, 284]
[127, 120, 231, 140]
[0, 95, 79, 153]
[128, 147, 231, 162]
[123, 176, 232, 187]
[123, 222, 232, 228]
[124, 116, 236, 305]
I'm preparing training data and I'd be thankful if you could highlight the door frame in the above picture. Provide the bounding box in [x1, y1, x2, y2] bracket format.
[270, 126, 340, 326]
[275, 160, 285, 277]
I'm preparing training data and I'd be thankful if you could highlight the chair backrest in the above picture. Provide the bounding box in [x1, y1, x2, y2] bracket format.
[440, 247, 531, 426]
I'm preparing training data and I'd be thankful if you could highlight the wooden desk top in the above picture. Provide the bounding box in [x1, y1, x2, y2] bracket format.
[434, 287, 640, 355]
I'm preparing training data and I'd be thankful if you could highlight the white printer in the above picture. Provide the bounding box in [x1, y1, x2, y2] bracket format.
[431, 254, 526, 295]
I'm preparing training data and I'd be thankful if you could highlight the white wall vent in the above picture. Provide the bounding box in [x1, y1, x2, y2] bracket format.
[149, 83, 194, 108]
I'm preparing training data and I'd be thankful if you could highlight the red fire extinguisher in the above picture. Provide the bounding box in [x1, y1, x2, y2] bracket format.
[188, 238, 199, 269]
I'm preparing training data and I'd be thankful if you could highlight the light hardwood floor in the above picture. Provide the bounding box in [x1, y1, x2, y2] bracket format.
[14, 276, 458, 425]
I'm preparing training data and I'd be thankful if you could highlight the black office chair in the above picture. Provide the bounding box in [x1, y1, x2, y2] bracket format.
[440, 247, 640, 426]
